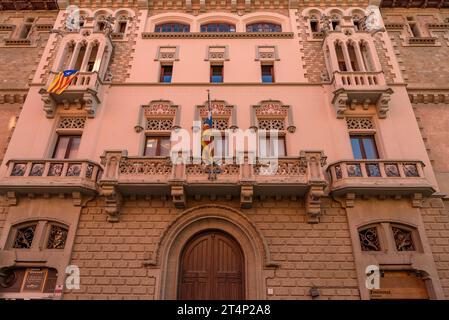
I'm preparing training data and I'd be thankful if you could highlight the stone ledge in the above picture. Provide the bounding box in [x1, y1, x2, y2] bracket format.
[142, 32, 294, 39]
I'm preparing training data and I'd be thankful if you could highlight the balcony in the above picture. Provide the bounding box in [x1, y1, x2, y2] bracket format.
[331, 70, 392, 119]
[99, 150, 328, 222]
[327, 159, 436, 206]
[0, 159, 102, 201]
[39, 71, 101, 119]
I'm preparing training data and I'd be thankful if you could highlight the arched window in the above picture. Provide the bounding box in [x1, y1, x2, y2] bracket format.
[155, 23, 190, 33]
[347, 42, 361, 71]
[246, 23, 281, 32]
[95, 15, 107, 32]
[309, 14, 320, 32]
[330, 14, 342, 31]
[115, 14, 128, 34]
[200, 23, 236, 33]
[352, 14, 363, 31]
[335, 42, 347, 71]
[360, 41, 374, 71]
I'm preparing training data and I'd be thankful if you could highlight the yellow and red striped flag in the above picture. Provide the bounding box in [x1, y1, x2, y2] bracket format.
[47, 69, 79, 95]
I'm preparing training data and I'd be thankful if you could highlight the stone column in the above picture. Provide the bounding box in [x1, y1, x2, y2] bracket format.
[80, 41, 94, 72]
[353, 41, 366, 72]
[341, 42, 353, 71]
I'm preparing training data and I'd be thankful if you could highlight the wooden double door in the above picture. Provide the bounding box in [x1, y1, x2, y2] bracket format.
[178, 230, 245, 300]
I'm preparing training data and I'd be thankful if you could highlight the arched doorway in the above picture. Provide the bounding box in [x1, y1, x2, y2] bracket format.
[178, 230, 245, 300]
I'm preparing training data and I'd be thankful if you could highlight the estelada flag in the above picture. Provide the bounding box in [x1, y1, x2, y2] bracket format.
[47, 69, 79, 95]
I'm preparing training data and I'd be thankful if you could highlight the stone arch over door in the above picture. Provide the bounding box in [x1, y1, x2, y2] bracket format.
[154, 205, 276, 300]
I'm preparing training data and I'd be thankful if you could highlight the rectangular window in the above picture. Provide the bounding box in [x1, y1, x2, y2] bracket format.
[350, 135, 379, 159]
[261, 65, 274, 83]
[160, 65, 173, 83]
[210, 65, 223, 83]
[310, 20, 319, 32]
[52, 135, 81, 159]
[144, 136, 171, 156]
[259, 135, 286, 157]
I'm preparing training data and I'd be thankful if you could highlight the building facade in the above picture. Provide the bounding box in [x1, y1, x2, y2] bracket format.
[0, 0, 448, 300]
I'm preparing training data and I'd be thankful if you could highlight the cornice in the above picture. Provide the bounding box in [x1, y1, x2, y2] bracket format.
[0, 0, 58, 11]
[142, 32, 294, 39]
[0, 89, 28, 104]
[380, 0, 449, 8]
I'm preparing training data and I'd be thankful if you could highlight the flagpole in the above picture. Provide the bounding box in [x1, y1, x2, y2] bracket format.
[207, 89, 211, 112]
[207, 89, 213, 166]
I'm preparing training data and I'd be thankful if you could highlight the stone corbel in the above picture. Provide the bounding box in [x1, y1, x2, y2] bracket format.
[240, 185, 253, 209]
[411, 193, 423, 208]
[72, 191, 82, 206]
[40, 89, 57, 119]
[345, 193, 356, 207]
[102, 183, 122, 222]
[83, 91, 100, 118]
[300, 150, 328, 223]
[376, 90, 392, 119]
[171, 185, 186, 208]
[305, 185, 325, 224]
[6, 191, 17, 206]
[333, 91, 349, 119]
